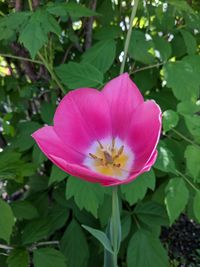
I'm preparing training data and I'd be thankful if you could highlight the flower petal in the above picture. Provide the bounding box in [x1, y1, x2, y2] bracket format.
[48, 155, 120, 185]
[32, 126, 84, 164]
[126, 100, 162, 172]
[54, 88, 112, 153]
[102, 73, 143, 138]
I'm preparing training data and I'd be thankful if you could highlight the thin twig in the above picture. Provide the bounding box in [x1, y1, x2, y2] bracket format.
[85, 0, 97, 50]
[130, 62, 165, 74]
[0, 53, 44, 65]
[176, 170, 199, 192]
[171, 128, 200, 149]
[0, 244, 13, 251]
[120, 0, 139, 74]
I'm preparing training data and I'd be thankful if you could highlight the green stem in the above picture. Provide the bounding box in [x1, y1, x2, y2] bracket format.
[171, 128, 200, 149]
[130, 62, 165, 74]
[176, 170, 199, 192]
[120, 0, 139, 74]
[0, 10, 5, 17]
[28, 0, 33, 11]
[0, 53, 43, 65]
[38, 52, 66, 94]
[110, 186, 121, 267]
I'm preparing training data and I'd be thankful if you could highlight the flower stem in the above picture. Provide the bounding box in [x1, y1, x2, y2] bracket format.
[120, 0, 139, 74]
[38, 52, 66, 94]
[110, 186, 121, 267]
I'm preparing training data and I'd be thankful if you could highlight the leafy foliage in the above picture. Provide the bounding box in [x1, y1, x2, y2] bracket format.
[0, 0, 200, 266]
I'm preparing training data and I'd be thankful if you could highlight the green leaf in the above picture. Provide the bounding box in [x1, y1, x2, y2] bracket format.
[164, 55, 200, 101]
[127, 229, 169, 267]
[48, 165, 67, 186]
[82, 225, 113, 254]
[154, 141, 176, 173]
[165, 178, 189, 224]
[134, 201, 169, 226]
[48, 204, 69, 232]
[11, 200, 38, 220]
[46, 2, 99, 18]
[177, 100, 200, 115]
[184, 115, 200, 143]
[94, 25, 121, 40]
[0, 150, 35, 182]
[153, 36, 172, 61]
[32, 144, 47, 166]
[7, 248, 29, 267]
[185, 145, 200, 181]
[0, 199, 15, 243]
[163, 110, 179, 132]
[33, 248, 66, 267]
[13, 121, 41, 152]
[22, 219, 51, 244]
[121, 170, 155, 205]
[66, 177, 104, 217]
[19, 10, 61, 58]
[40, 102, 55, 124]
[168, 0, 195, 14]
[82, 40, 116, 72]
[0, 12, 30, 40]
[193, 191, 200, 223]
[129, 30, 155, 64]
[180, 29, 197, 55]
[60, 220, 89, 267]
[55, 62, 104, 89]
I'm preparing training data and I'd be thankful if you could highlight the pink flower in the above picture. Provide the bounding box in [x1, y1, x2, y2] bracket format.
[32, 73, 162, 186]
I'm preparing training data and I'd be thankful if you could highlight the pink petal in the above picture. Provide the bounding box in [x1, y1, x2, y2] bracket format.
[126, 100, 162, 173]
[32, 126, 84, 164]
[32, 126, 120, 186]
[48, 155, 120, 185]
[102, 73, 143, 138]
[53, 88, 112, 153]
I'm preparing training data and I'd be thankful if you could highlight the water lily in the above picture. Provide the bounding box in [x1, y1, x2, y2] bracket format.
[32, 73, 161, 186]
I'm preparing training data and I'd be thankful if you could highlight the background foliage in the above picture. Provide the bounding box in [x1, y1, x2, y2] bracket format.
[0, 0, 200, 266]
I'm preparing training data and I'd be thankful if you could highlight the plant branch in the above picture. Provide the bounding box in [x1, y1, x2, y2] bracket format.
[176, 170, 199, 192]
[120, 0, 139, 74]
[171, 128, 200, 149]
[0, 53, 43, 65]
[85, 0, 97, 50]
[38, 52, 66, 94]
[0, 244, 13, 251]
[130, 62, 165, 74]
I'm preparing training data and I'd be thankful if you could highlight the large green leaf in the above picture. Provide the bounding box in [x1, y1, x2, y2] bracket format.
[121, 170, 155, 205]
[22, 219, 51, 244]
[7, 248, 29, 267]
[66, 177, 104, 217]
[33, 248, 66, 267]
[165, 178, 189, 224]
[134, 201, 169, 226]
[163, 110, 179, 133]
[55, 62, 104, 89]
[180, 29, 197, 55]
[185, 145, 200, 181]
[193, 191, 200, 223]
[154, 141, 176, 173]
[82, 39, 116, 72]
[129, 30, 155, 64]
[19, 10, 61, 58]
[48, 165, 67, 186]
[164, 55, 200, 101]
[46, 2, 99, 18]
[127, 229, 169, 267]
[11, 200, 38, 220]
[60, 220, 89, 267]
[0, 199, 15, 243]
[82, 225, 113, 253]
